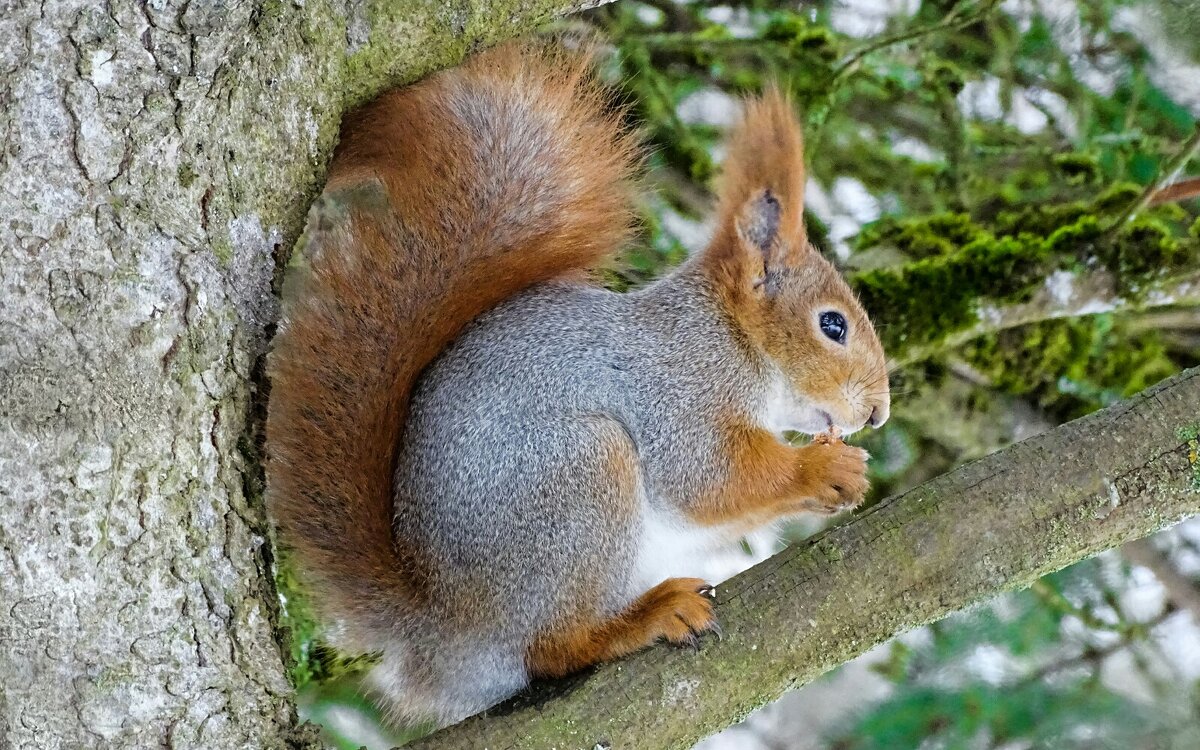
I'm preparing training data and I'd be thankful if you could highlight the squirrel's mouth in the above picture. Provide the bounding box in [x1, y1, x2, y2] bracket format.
[763, 389, 862, 437]
[795, 406, 870, 438]
[787, 406, 839, 437]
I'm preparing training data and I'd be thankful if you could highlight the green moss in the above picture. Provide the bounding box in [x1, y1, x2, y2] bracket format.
[960, 317, 1178, 420]
[993, 201, 1086, 239]
[276, 560, 379, 688]
[1178, 424, 1200, 490]
[790, 28, 842, 63]
[1094, 182, 1144, 212]
[1106, 218, 1197, 289]
[339, 0, 576, 110]
[992, 183, 1140, 238]
[1051, 152, 1102, 186]
[211, 239, 233, 267]
[177, 164, 198, 189]
[854, 233, 1051, 350]
[1041, 215, 1102, 255]
[926, 60, 965, 95]
[759, 12, 843, 63]
[857, 212, 985, 259]
[763, 14, 806, 42]
[856, 177, 1197, 351]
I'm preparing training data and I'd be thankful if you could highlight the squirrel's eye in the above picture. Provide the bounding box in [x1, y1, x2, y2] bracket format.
[819, 311, 847, 344]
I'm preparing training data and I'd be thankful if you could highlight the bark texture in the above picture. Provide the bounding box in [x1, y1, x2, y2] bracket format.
[412, 367, 1200, 750]
[0, 1, 603, 747]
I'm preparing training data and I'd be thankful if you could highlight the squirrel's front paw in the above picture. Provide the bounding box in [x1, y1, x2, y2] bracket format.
[794, 439, 869, 515]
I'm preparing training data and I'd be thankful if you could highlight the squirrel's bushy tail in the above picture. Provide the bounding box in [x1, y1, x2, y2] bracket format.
[266, 43, 638, 649]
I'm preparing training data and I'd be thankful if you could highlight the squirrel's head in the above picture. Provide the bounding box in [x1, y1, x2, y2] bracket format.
[701, 89, 889, 436]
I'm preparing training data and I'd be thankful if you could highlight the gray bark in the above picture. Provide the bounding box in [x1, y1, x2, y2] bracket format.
[0, 1, 603, 747]
[412, 367, 1200, 750]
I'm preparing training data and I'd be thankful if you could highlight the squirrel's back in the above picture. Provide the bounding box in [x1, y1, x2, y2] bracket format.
[265, 41, 639, 697]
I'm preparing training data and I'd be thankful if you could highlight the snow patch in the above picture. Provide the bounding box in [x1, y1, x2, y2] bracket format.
[634, 4, 663, 26]
[977, 304, 1003, 326]
[677, 88, 738, 128]
[659, 204, 711, 255]
[832, 177, 881, 224]
[1144, 285, 1188, 306]
[830, 0, 919, 38]
[1076, 297, 1118, 316]
[1045, 269, 1076, 306]
[958, 77, 1050, 134]
[702, 6, 755, 38]
[889, 135, 937, 161]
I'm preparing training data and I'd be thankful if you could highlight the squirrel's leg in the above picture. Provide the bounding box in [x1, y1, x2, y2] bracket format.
[525, 577, 718, 678]
[688, 424, 869, 526]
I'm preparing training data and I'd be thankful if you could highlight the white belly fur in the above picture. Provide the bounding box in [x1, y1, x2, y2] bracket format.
[630, 505, 751, 595]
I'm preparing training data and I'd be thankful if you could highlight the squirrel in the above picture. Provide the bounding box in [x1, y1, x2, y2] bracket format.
[266, 41, 890, 726]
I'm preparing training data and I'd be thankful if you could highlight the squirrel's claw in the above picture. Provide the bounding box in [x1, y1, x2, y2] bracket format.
[673, 625, 702, 653]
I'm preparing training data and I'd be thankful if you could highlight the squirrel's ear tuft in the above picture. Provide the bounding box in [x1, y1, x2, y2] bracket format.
[708, 87, 810, 281]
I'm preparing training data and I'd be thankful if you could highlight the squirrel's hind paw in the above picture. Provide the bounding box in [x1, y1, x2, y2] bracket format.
[629, 577, 720, 651]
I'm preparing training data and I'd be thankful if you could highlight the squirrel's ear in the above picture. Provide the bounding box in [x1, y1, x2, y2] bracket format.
[708, 87, 810, 287]
[736, 189, 781, 251]
[736, 189, 786, 294]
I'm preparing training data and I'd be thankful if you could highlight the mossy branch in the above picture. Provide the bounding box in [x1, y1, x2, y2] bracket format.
[891, 268, 1200, 367]
[830, 0, 1002, 84]
[410, 369, 1200, 750]
[335, 0, 619, 109]
[849, 182, 1200, 365]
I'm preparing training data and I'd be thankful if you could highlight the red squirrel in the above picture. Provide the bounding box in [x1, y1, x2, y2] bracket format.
[266, 41, 889, 725]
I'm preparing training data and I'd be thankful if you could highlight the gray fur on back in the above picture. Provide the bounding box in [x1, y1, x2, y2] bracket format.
[386, 261, 769, 721]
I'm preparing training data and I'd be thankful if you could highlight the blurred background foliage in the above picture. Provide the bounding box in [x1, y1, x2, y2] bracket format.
[286, 0, 1200, 747]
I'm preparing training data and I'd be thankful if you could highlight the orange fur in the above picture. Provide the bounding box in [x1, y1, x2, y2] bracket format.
[689, 425, 869, 528]
[265, 42, 638, 643]
[268, 44, 886, 709]
[702, 87, 808, 299]
[691, 89, 886, 526]
[527, 578, 717, 678]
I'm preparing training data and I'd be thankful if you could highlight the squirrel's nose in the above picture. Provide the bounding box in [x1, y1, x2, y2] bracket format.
[867, 404, 889, 428]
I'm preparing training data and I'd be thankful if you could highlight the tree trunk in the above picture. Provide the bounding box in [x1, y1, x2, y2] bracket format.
[0, 1, 601, 747]
[411, 367, 1200, 750]
[1, 1, 1196, 748]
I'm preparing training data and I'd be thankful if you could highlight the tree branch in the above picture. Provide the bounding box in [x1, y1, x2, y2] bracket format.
[1108, 122, 1200, 230]
[411, 368, 1200, 750]
[1149, 176, 1200, 207]
[830, 0, 1001, 85]
[893, 268, 1200, 366]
